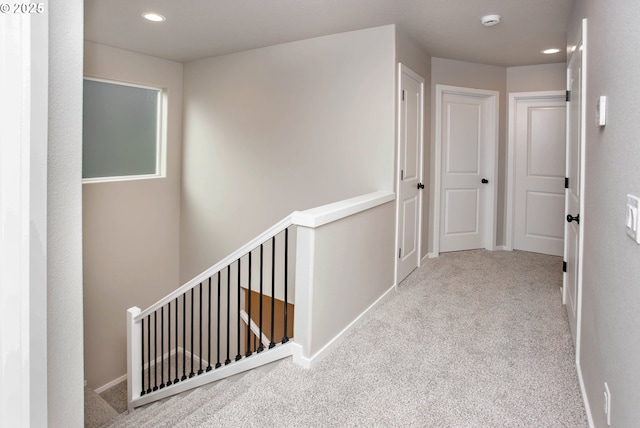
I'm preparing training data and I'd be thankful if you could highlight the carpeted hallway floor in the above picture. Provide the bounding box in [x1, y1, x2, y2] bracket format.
[89, 249, 588, 427]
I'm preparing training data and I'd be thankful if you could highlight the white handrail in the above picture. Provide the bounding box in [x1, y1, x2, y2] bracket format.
[135, 191, 394, 320]
[136, 215, 293, 320]
[292, 191, 395, 228]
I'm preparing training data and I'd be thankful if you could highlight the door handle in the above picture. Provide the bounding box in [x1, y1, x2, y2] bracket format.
[417, 182, 425, 190]
[481, 179, 489, 184]
[566, 214, 580, 224]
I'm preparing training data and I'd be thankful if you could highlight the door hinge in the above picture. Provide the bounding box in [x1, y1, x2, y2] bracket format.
[398, 248, 402, 259]
[565, 177, 570, 189]
[402, 90, 405, 101]
[563, 261, 567, 273]
[401, 170, 404, 180]
[566, 90, 571, 102]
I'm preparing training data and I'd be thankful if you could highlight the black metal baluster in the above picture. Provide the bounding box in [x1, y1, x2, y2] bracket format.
[198, 282, 203, 375]
[216, 273, 221, 369]
[258, 244, 264, 353]
[160, 306, 165, 388]
[174, 297, 180, 384]
[225, 265, 231, 365]
[147, 314, 152, 394]
[141, 317, 146, 396]
[181, 294, 187, 381]
[236, 259, 242, 361]
[153, 311, 158, 391]
[269, 236, 276, 349]
[246, 251, 253, 357]
[167, 301, 172, 386]
[207, 277, 212, 372]
[189, 288, 195, 378]
[283, 228, 289, 343]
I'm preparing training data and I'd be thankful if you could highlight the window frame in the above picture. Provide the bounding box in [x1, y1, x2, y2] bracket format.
[82, 76, 168, 184]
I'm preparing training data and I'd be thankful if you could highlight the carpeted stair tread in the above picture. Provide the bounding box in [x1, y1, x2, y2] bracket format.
[106, 400, 164, 428]
[98, 380, 128, 414]
[171, 369, 269, 428]
[136, 380, 229, 428]
[127, 397, 183, 427]
[84, 386, 119, 428]
[194, 359, 302, 426]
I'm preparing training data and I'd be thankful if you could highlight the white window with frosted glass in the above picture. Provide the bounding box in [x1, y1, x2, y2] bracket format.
[82, 78, 165, 182]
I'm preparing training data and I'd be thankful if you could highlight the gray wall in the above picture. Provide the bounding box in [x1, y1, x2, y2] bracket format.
[396, 28, 432, 261]
[180, 25, 396, 282]
[83, 42, 184, 388]
[569, 1, 640, 426]
[308, 201, 396, 356]
[48, 0, 84, 425]
[507, 63, 566, 93]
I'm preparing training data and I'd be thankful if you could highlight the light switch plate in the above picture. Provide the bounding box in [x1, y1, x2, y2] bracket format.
[626, 194, 640, 244]
[597, 96, 607, 126]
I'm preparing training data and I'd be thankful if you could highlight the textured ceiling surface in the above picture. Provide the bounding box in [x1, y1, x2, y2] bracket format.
[85, 0, 574, 66]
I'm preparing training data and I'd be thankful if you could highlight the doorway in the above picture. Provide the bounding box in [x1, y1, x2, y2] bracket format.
[434, 85, 499, 255]
[506, 91, 566, 256]
[395, 64, 424, 284]
[564, 19, 587, 353]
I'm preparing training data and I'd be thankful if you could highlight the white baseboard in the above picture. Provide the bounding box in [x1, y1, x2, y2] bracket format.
[292, 283, 395, 369]
[427, 252, 438, 258]
[576, 358, 594, 428]
[495, 245, 510, 251]
[95, 373, 127, 394]
[180, 346, 210, 369]
[290, 342, 310, 368]
[95, 347, 210, 394]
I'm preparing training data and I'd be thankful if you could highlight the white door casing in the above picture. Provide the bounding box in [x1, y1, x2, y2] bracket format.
[434, 85, 498, 255]
[0, 11, 49, 427]
[395, 64, 424, 284]
[507, 92, 566, 256]
[564, 19, 587, 354]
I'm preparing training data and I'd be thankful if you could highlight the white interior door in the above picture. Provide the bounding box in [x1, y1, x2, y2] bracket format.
[396, 64, 424, 283]
[564, 20, 587, 347]
[511, 93, 566, 256]
[436, 86, 498, 254]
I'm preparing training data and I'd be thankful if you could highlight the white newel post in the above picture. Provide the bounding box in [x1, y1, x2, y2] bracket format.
[292, 225, 314, 368]
[127, 307, 142, 412]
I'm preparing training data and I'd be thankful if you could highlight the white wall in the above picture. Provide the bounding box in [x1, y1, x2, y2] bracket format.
[568, 1, 640, 426]
[83, 42, 184, 388]
[396, 28, 432, 261]
[180, 25, 396, 282]
[48, 0, 85, 425]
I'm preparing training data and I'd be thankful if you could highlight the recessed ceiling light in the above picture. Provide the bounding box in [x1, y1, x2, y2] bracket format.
[142, 12, 166, 22]
[481, 15, 501, 27]
[542, 48, 561, 55]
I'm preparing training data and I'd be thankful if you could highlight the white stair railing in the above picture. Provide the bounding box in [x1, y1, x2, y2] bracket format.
[126, 191, 396, 411]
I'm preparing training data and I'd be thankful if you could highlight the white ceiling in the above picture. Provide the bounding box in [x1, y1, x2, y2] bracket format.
[84, 0, 574, 66]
